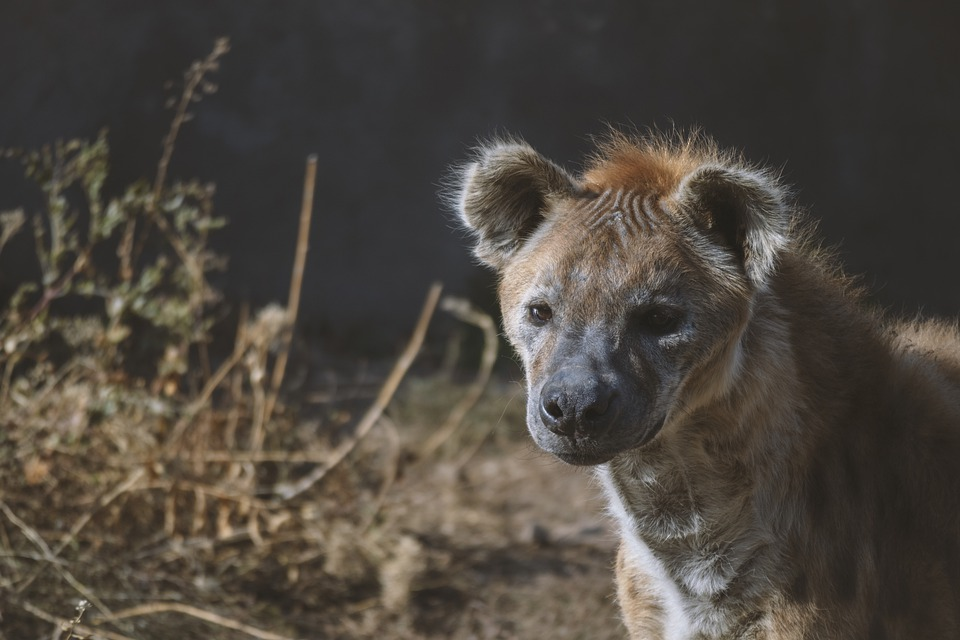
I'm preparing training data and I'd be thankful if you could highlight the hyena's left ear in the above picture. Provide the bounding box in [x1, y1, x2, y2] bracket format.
[675, 164, 790, 286]
[452, 140, 576, 271]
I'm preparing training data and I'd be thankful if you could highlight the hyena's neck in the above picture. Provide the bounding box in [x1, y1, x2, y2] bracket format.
[601, 280, 807, 536]
[599, 264, 876, 635]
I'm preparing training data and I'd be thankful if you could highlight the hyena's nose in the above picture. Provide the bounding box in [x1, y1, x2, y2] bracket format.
[539, 371, 617, 438]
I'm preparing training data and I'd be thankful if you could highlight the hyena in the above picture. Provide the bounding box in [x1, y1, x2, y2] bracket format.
[449, 132, 960, 638]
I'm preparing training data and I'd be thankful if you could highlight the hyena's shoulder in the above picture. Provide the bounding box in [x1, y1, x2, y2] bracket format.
[892, 317, 960, 370]
[885, 316, 960, 427]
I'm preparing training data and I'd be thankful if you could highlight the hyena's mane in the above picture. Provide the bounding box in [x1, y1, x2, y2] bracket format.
[581, 129, 727, 194]
[582, 129, 859, 300]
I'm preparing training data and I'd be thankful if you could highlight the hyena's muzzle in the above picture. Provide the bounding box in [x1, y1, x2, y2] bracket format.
[539, 364, 618, 439]
[527, 335, 662, 466]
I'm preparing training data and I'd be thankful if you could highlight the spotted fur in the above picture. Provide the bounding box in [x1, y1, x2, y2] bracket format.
[450, 131, 960, 638]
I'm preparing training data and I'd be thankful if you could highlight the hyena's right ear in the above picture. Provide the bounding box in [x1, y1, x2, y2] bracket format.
[452, 140, 576, 270]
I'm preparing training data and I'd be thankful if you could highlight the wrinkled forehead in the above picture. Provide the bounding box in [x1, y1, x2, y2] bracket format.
[574, 187, 673, 258]
[505, 188, 686, 306]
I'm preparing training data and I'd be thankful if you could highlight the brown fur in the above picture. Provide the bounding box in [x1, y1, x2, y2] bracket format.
[451, 132, 960, 638]
[582, 131, 714, 193]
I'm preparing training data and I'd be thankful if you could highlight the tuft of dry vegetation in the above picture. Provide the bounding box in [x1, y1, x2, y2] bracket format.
[0, 40, 624, 639]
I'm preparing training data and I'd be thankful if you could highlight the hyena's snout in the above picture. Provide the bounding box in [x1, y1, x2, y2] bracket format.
[531, 360, 659, 465]
[538, 368, 620, 438]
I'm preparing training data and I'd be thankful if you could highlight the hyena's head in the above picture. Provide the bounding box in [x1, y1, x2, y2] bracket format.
[451, 133, 790, 465]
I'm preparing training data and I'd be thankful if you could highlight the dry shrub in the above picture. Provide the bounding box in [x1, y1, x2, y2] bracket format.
[0, 39, 624, 640]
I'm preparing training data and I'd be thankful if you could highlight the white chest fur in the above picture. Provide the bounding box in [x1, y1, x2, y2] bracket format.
[598, 463, 696, 637]
[596, 463, 749, 639]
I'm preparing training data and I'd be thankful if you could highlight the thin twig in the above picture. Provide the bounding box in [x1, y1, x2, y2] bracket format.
[22, 244, 94, 325]
[56, 468, 145, 556]
[95, 602, 297, 640]
[247, 351, 268, 455]
[13, 468, 145, 596]
[58, 598, 91, 640]
[270, 282, 443, 501]
[224, 301, 250, 450]
[0, 500, 113, 617]
[0, 207, 25, 256]
[129, 37, 231, 276]
[19, 601, 137, 640]
[164, 323, 248, 452]
[140, 480, 275, 511]
[174, 450, 331, 463]
[361, 415, 402, 532]
[153, 39, 229, 213]
[419, 297, 499, 458]
[263, 154, 318, 425]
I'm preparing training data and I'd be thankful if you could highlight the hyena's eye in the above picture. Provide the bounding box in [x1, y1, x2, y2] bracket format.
[632, 306, 684, 336]
[527, 303, 554, 326]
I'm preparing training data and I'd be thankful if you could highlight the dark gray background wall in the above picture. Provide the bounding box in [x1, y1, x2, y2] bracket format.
[1, 0, 958, 351]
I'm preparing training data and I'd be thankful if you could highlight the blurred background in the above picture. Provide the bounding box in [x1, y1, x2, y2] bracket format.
[1, 0, 958, 353]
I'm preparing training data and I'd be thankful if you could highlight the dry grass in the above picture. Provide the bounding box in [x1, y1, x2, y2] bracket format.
[0, 352, 626, 639]
[0, 39, 626, 639]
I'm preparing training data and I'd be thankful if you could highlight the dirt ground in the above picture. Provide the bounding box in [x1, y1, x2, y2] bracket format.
[312, 375, 627, 639]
